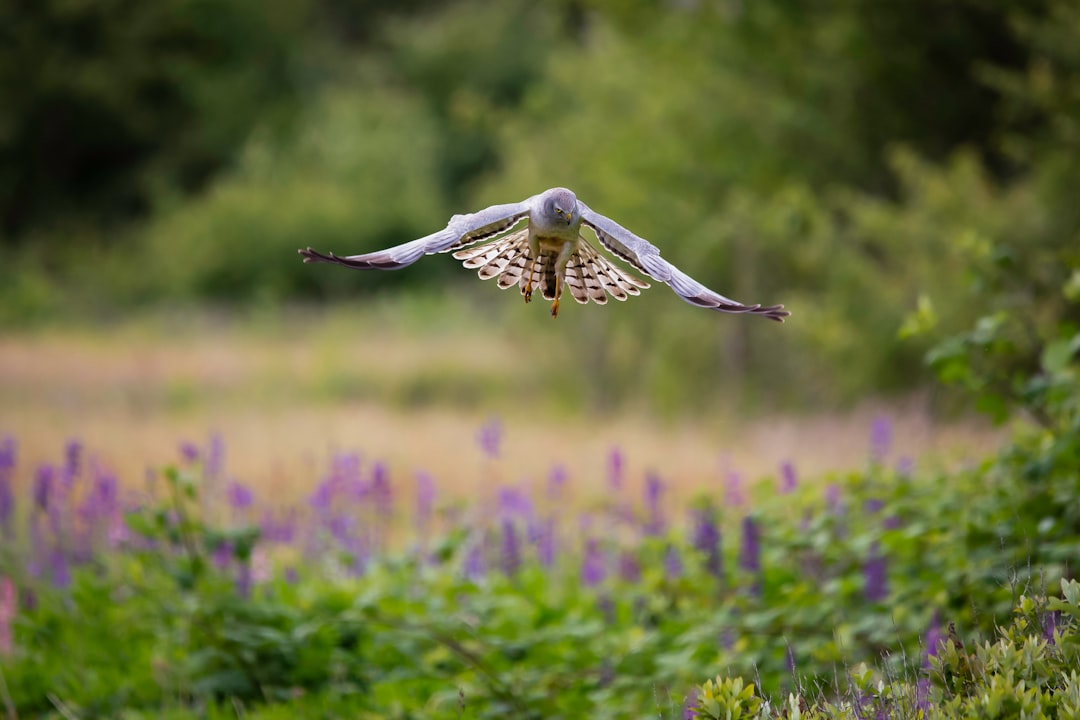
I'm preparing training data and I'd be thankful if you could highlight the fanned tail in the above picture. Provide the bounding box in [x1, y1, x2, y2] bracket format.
[452, 232, 651, 308]
[564, 237, 650, 305]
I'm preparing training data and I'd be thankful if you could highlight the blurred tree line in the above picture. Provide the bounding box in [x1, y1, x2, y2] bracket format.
[1, 0, 1077, 413]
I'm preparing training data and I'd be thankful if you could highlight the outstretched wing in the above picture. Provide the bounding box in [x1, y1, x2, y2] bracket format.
[578, 202, 790, 322]
[299, 200, 532, 270]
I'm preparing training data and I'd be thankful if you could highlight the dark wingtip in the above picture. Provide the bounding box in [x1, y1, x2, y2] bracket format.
[760, 305, 790, 322]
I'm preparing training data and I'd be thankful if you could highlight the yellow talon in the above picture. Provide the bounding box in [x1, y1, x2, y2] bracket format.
[523, 284, 533, 303]
[550, 299, 560, 318]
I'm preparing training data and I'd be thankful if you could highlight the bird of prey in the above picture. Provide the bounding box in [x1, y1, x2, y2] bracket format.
[299, 187, 789, 321]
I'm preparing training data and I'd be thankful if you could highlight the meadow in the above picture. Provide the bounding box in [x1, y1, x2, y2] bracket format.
[1, 305, 1077, 718]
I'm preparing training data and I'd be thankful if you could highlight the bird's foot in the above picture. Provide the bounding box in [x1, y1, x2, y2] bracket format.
[550, 299, 560, 319]
[523, 283, 533, 304]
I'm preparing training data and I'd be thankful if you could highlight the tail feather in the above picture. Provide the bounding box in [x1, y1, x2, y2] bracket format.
[453, 231, 652, 309]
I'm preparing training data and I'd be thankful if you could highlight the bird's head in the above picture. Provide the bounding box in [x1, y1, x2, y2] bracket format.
[545, 187, 578, 226]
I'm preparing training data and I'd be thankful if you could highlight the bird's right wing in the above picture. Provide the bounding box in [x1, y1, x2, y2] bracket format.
[298, 200, 532, 270]
[579, 202, 789, 321]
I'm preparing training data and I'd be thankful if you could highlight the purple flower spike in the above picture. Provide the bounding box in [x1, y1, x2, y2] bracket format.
[463, 541, 486, 581]
[663, 544, 683, 579]
[682, 690, 699, 720]
[476, 417, 502, 459]
[739, 516, 761, 574]
[864, 541, 888, 602]
[724, 469, 745, 507]
[618, 550, 641, 584]
[607, 447, 624, 492]
[547, 464, 567, 500]
[0, 451, 13, 539]
[226, 481, 254, 510]
[825, 483, 843, 514]
[50, 550, 70, 589]
[415, 471, 435, 538]
[1043, 611, 1059, 645]
[896, 456, 914, 477]
[869, 415, 892, 464]
[0, 437, 15, 472]
[643, 472, 665, 536]
[205, 433, 225, 482]
[536, 518, 556, 568]
[924, 613, 943, 662]
[500, 520, 521, 576]
[779, 461, 797, 494]
[33, 466, 54, 513]
[179, 441, 200, 464]
[0, 576, 15, 656]
[581, 539, 606, 587]
[691, 509, 722, 579]
[64, 439, 82, 483]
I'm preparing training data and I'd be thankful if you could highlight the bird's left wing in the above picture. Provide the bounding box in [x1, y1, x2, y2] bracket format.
[299, 200, 533, 270]
[578, 202, 790, 322]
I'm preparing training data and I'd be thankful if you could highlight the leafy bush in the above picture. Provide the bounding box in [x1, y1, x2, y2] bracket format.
[691, 579, 1080, 719]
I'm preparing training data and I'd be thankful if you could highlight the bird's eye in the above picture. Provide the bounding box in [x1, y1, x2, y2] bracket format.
[555, 207, 563, 215]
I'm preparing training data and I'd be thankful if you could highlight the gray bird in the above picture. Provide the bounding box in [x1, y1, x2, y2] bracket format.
[299, 187, 789, 321]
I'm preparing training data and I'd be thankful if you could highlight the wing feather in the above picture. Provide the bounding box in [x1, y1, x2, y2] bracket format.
[299, 201, 531, 271]
[578, 201, 790, 321]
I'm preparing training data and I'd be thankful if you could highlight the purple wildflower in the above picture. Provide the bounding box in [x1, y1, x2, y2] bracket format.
[64, 439, 82, 483]
[691, 508, 722, 579]
[415, 471, 435, 539]
[463, 540, 486, 581]
[284, 567, 299, 584]
[476, 417, 502, 459]
[236, 561, 252, 599]
[618, 550, 642, 584]
[924, 614, 943, 661]
[864, 497, 884, 514]
[739, 516, 761, 574]
[500, 519, 521, 576]
[724, 469, 745, 507]
[179, 441, 200, 464]
[869, 415, 892, 464]
[226, 481, 254, 511]
[371, 462, 392, 513]
[663, 544, 683, 579]
[0, 437, 14, 473]
[581, 538, 606, 587]
[607, 447, 624, 493]
[0, 576, 15, 656]
[0, 441, 13, 538]
[260, 509, 297, 544]
[536, 518, 556, 568]
[682, 689, 699, 720]
[779, 461, 797, 494]
[50, 550, 70, 589]
[1043, 610, 1059, 645]
[864, 542, 888, 602]
[547, 465, 567, 500]
[825, 483, 843, 514]
[33, 465, 54, 512]
[498, 486, 533, 519]
[643, 472, 665, 536]
[213, 542, 233, 569]
[896, 456, 914, 477]
[205, 433, 225, 481]
[883, 514, 902, 530]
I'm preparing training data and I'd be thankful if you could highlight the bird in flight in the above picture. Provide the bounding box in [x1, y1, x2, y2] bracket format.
[299, 187, 789, 321]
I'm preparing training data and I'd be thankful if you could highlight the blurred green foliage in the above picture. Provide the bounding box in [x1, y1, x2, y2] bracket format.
[2, 0, 1077, 412]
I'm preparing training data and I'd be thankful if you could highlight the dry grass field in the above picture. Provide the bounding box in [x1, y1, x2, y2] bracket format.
[0, 305, 1005, 512]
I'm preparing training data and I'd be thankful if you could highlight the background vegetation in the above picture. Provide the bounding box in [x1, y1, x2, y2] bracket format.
[4, 0, 1077, 413]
